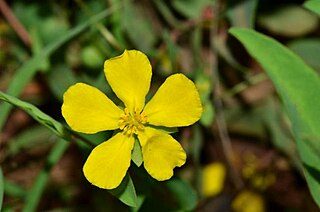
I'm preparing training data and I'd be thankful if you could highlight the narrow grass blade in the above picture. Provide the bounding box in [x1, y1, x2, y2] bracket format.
[0, 91, 70, 141]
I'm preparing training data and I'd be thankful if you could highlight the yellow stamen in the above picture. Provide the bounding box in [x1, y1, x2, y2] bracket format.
[119, 108, 147, 136]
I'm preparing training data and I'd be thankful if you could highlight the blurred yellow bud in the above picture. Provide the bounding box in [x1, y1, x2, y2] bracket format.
[202, 162, 226, 197]
[232, 190, 265, 212]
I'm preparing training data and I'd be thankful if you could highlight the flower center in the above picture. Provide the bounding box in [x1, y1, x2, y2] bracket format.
[119, 108, 147, 136]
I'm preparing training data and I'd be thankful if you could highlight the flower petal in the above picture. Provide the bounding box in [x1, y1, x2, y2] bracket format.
[138, 127, 186, 181]
[62, 83, 122, 134]
[83, 132, 134, 189]
[104, 50, 152, 112]
[143, 74, 202, 127]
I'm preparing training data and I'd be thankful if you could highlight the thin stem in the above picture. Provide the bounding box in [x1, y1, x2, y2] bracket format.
[0, 0, 32, 47]
[210, 1, 243, 190]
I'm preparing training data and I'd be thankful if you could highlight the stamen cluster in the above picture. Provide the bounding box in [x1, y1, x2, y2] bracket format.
[119, 108, 147, 136]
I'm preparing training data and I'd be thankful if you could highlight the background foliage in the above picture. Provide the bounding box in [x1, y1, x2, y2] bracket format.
[0, 0, 319, 211]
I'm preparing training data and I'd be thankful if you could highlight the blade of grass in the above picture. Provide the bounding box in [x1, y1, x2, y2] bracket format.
[0, 4, 121, 131]
[0, 91, 95, 148]
[0, 91, 70, 141]
[22, 139, 69, 212]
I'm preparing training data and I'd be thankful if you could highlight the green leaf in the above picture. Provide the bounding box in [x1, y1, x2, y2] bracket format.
[229, 27, 320, 207]
[132, 138, 143, 167]
[109, 174, 138, 207]
[304, 0, 320, 16]
[257, 5, 318, 37]
[0, 91, 70, 141]
[288, 38, 320, 73]
[0, 5, 121, 131]
[0, 167, 3, 210]
[23, 139, 69, 212]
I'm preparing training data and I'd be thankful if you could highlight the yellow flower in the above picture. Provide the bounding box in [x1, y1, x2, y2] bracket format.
[61, 50, 202, 189]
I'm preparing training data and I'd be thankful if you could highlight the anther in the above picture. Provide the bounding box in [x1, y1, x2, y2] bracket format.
[118, 108, 148, 136]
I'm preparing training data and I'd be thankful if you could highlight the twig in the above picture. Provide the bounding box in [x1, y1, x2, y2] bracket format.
[0, 0, 32, 47]
[210, 1, 244, 190]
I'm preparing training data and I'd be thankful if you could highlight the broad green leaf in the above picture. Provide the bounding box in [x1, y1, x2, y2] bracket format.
[109, 174, 138, 207]
[288, 38, 320, 73]
[257, 5, 318, 37]
[0, 5, 120, 131]
[0, 167, 3, 210]
[304, 0, 320, 15]
[229, 27, 320, 207]
[23, 139, 69, 212]
[132, 138, 143, 167]
[227, 0, 258, 28]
